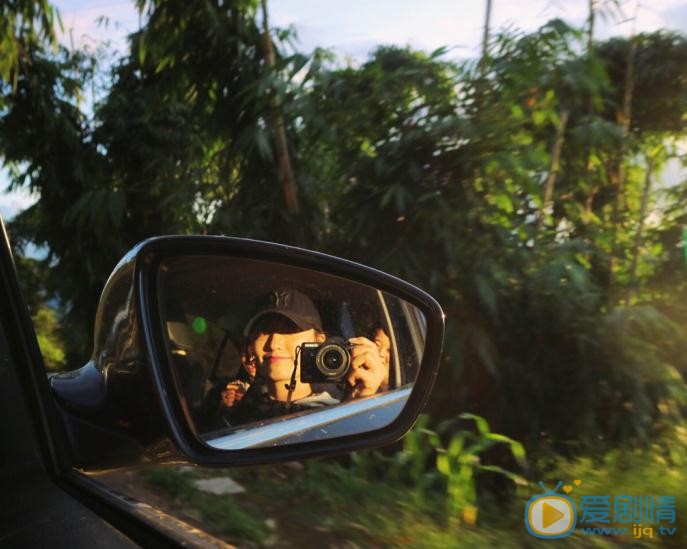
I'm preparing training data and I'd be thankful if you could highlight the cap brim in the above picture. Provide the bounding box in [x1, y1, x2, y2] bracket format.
[243, 309, 320, 337]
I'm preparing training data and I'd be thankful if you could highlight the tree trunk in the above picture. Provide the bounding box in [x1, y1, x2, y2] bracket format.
[608, 1, 639, 290]
[579, 0, 598, 239]
[587, 0, 596, 53]
[537, 109, 570, 233]
[260, 0, 299, 215]
[583, 180, 598, 222]
[479, 0, 493, 75]
[625, 156, 654, 303]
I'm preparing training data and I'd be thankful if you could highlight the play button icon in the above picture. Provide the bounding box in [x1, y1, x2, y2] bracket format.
[525, 495, 576, 538]
[542, 502, 564, 528]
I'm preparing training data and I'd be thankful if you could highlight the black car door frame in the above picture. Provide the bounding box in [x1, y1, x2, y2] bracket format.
[0, 219, 204, 547]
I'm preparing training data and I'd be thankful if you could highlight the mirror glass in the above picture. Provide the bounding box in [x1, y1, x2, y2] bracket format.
[156, 255, 427, 449]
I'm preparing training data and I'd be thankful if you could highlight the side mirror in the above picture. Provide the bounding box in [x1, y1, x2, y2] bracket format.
[51, 236, 444, 467]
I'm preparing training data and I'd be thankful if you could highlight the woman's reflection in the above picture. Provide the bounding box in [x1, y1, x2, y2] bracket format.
[203, 288, 387, 430]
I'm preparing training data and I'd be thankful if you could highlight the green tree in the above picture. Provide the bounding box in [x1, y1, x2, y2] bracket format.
[0, 0, 56, 88]
[3, 0, 687, 461]
[2, 0, 312, 362]
[33, 305, 66, 370]
[135, 0, 320, 245]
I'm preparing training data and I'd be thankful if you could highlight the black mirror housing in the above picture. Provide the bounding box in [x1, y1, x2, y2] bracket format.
[51, 236, 444, 467]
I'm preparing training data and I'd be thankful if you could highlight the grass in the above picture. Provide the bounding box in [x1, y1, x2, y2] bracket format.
[541, 433, 687, 548]
[142, 460, 622, 548]
[140, 424, 687, 546]
[143, 468, 270, 544]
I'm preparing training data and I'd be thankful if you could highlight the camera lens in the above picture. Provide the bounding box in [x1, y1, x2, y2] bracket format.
[322, 348, 343, 370]
[315, 343, 351, 379]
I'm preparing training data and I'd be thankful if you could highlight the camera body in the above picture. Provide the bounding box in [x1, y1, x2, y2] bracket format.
[300, 338, 352, 383]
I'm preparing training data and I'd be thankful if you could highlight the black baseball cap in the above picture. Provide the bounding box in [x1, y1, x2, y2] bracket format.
[244, 288, 322, 336]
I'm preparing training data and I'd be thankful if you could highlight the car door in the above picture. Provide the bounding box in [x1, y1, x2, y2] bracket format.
[0, 221, 152, 546]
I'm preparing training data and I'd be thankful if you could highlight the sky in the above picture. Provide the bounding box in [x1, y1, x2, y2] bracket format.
[51, 0, 687, 58]
[2, 0, 687, 219]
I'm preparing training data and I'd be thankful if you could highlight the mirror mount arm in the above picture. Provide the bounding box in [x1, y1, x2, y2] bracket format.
[48, 363, 143, 468]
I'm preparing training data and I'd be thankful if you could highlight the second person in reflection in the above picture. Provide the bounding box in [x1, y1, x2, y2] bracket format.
[218, 288, 387, 427]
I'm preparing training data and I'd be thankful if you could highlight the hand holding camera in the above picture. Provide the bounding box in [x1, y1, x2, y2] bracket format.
[345, 336, 387, 398]
[299, 336, 386, 398]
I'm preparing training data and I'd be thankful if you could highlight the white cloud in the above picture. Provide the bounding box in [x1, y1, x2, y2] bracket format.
[272, 0, 687, 62]
[51, 1, 687, 64]
[55, 0, 140, 53]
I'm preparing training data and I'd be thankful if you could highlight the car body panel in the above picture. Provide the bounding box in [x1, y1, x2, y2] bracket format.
[206, 386, 413, 449]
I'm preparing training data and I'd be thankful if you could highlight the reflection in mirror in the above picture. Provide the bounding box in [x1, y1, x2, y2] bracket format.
[157, 256, 427, 449]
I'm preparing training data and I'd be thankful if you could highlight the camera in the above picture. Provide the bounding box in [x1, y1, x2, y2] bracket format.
[299, 338, 352, 383]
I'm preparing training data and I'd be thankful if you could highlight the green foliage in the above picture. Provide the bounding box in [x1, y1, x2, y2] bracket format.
[132, 0, 323, 246]
[33, 305, 66, 370]
[435, 240, 687, 452]
[540, 423, 687, 546]
[434, 414, 527, 521]
[13, 254, 49, 314]
[1, 44, 120, 363]
[14, 254, 67, 370]
[2, 0, 316, 362]
[597, 32, 687, 136]
[0, 0, 56, 87]
[350, 414, 528, 527]
[350, 414, 444, 492]
[2, 0, 687, 467]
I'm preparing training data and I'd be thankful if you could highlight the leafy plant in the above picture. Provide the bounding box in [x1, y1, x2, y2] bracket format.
[434, 414, 528, 524]
[352, 414, 528, 527]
